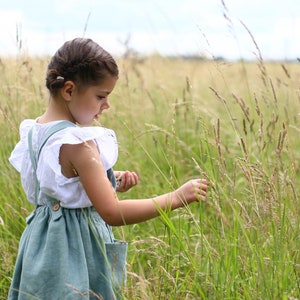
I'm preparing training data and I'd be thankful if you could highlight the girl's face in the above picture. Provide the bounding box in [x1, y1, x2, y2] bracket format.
[66, 76, 117, 126]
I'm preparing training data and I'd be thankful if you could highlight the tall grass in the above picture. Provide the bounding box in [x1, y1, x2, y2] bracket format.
[0, 51, 299, 299]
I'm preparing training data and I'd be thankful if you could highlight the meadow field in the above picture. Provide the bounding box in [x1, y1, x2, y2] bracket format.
[0, 54, 299, 299]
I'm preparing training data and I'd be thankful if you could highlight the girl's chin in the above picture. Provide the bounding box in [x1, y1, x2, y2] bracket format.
[77, 119, 95, 126]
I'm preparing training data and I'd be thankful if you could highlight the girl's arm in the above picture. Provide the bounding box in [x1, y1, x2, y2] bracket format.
[61, 141, 209, 226]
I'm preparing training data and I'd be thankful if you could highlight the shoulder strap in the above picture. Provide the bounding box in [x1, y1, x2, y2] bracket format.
[28, 121, 76, 205]
[37, 121, 76, 160]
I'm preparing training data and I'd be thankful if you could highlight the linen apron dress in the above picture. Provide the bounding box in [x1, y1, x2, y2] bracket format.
[8, 120, 127, 300]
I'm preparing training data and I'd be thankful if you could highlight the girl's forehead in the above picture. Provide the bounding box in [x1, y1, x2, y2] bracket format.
[92, 77, 118, 92]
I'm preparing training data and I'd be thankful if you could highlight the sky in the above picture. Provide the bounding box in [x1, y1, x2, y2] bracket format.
[0, 0, 299, 61]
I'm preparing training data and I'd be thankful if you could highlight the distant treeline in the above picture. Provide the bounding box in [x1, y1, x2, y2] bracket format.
[122, 50, 300, 62]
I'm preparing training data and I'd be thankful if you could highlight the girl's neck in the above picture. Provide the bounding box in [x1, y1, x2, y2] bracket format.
[37, 99, 75, 124]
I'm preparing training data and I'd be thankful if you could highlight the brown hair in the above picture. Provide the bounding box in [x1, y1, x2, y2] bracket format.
[46, 38, 119, 95]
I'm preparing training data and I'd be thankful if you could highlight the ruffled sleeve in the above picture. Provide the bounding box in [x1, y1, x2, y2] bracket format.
[9, 119, 36, 172]
[41, 126, 118, 172]
[9, 120, 37, 204]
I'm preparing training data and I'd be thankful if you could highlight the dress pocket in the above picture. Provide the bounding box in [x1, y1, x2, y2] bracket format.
[105, 240, 128, 292]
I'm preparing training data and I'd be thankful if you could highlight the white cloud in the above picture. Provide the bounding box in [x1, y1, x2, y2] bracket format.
[0, 0, 300, 60]
[0, 10, 25, 54]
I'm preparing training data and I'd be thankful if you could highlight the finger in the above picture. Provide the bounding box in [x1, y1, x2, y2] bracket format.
[122, 173, 133, 189]
[200, 183, 208, 191]
[199, 178, 209, 185]
[125, 172, 137, 186]
[132, 172, 138, 185]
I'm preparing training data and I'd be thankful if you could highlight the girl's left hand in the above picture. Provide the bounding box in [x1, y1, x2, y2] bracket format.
[114, 170, 138, 192]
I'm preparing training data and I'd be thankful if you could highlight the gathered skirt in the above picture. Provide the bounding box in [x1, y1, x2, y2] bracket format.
[8, 201, 127, 300]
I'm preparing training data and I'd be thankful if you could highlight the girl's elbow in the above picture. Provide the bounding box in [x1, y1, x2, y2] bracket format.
[100, 211, 126, 226]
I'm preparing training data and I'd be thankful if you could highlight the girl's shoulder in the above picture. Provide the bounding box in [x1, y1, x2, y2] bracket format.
[18, 119, 117, 146]
[46, 123, 117, 150]
[48, 124, 118, 171]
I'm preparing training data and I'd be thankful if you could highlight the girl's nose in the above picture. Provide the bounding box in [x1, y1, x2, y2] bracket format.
[101, 100, 110, 110]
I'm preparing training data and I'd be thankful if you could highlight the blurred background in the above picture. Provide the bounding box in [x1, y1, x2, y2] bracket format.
[0, 0, 299, 61]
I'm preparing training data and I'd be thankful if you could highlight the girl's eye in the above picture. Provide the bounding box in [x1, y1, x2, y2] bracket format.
[98, 96, 106, 100]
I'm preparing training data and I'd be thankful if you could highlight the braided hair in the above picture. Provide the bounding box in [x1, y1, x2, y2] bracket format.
[46, 38, 119, 95]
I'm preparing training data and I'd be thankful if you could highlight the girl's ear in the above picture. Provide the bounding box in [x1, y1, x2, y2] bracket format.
[61, 81, 75, 101]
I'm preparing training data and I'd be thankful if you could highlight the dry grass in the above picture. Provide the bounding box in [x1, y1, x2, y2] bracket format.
[0, 53, 299, 299]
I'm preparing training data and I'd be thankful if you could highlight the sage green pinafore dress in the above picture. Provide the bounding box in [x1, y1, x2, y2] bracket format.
[8, 120, 127, 300]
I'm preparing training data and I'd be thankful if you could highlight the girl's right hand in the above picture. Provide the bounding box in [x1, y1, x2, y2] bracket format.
[115, 170, 138, 192]
[176, 178, 209, 204]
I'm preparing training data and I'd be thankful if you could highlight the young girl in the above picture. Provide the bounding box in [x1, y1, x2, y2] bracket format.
[8, 38, 209, 299]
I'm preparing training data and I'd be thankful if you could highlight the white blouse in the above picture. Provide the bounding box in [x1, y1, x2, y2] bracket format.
[9, 119, 118, 208]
